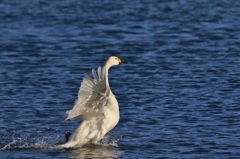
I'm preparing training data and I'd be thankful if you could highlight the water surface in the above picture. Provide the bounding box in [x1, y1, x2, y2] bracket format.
[0, 0, 240, 158]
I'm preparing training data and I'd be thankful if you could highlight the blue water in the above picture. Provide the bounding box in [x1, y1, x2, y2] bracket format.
[1, 0, 240, 158]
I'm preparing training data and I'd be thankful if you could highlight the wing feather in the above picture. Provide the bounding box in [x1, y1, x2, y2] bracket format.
[98, 66, 102, 80]
[65, 66, 108, 121]
[92, 69, 98, 80]
[101, 66, 106, 81]
[84, 74, 94, 85]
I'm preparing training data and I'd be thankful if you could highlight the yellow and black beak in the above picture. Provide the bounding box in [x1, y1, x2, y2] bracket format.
[117, 58, 127, 64]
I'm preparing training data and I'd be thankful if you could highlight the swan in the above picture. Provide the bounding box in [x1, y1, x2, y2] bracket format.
[60, 56, 126, 148]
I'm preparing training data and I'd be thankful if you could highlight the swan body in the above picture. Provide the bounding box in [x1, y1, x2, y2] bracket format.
[60, 56, 126, 148]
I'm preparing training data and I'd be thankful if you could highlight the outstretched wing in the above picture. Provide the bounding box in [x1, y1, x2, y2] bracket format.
[65, 66, 110, 120]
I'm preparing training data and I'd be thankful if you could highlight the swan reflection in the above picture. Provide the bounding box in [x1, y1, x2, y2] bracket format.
[67, 145, 123, 159]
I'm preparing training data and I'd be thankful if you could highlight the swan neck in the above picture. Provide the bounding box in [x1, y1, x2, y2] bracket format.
[105, 63, 111, 87]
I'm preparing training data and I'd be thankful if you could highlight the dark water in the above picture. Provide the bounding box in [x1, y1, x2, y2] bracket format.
[1, 0, 240, 158]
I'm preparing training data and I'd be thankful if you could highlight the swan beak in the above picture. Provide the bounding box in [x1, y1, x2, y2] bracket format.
[118, 58, 127, 64]
[120, 60, 127, 64]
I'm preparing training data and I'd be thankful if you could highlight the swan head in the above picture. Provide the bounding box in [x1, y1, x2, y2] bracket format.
[107, 56, 127, 66]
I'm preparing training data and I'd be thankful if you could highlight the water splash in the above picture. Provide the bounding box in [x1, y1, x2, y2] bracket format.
[0, 130, 63, 150]
[0, 130, 120, 150]
[97, 134, 120, 147]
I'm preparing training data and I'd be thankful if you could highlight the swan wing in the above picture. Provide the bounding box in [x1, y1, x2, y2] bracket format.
[65, 66, 110, 120]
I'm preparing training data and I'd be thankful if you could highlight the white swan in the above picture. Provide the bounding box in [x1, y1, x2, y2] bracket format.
[60, 56, 126, 148]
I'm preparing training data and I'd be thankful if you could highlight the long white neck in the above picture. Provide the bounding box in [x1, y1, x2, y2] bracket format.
[104, 60, 119, 118]
[105, 61, 111, 87]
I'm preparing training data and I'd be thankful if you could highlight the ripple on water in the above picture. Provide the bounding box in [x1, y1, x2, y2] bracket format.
[1, 0, 240, 158]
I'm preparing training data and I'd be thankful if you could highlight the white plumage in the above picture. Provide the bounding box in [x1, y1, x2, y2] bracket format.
[60, 56, 126, 148]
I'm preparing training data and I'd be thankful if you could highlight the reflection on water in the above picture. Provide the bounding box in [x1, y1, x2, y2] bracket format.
[67, 145, 123, 159]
